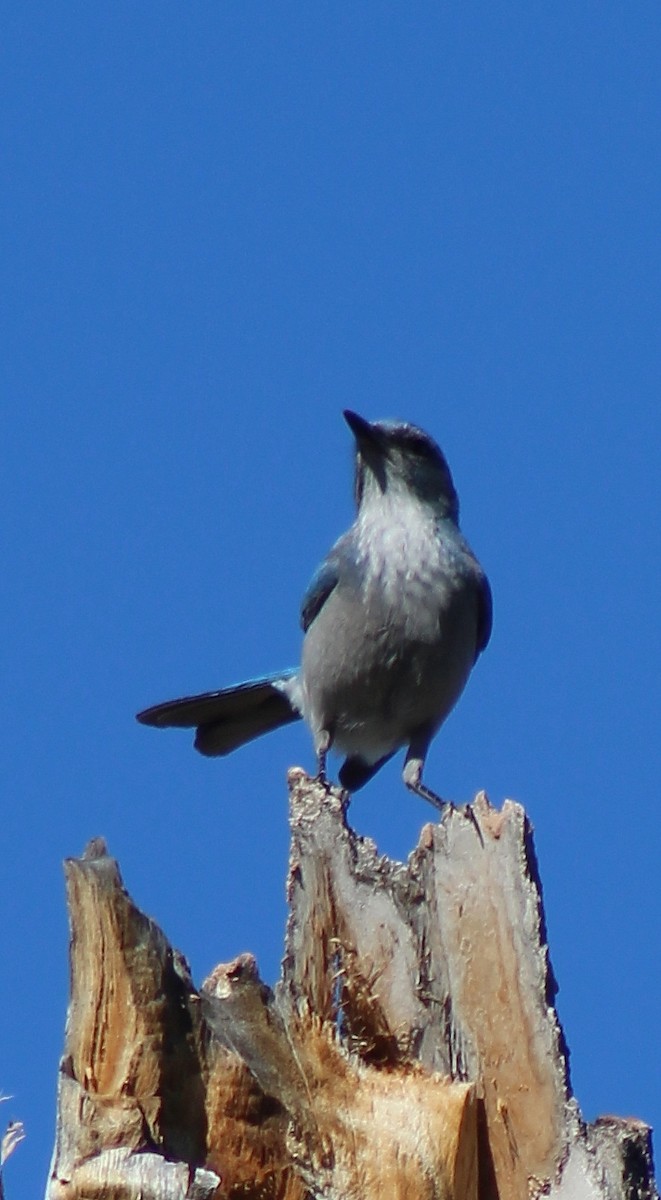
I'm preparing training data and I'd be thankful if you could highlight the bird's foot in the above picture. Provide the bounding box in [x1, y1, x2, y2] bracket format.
[403, 761, 484, 845]
[408, 779, 447, 813]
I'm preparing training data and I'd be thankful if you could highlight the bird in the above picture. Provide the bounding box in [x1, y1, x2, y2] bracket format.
[136, 410, 492, 812]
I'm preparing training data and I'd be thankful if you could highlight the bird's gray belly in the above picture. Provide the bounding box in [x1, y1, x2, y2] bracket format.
[300, 583, 478, 763]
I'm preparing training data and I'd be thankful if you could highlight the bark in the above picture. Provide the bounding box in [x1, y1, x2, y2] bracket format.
[46, 773, 657, 1200]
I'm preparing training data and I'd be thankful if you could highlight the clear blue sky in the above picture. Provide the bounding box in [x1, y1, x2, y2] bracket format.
[2, 5, 660, 1197]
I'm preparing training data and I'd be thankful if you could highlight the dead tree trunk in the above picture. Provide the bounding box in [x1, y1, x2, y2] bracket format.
[46, 772, 657, 1200]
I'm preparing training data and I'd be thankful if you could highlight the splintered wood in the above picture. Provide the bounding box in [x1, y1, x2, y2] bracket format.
[46, 776, 657, 1200]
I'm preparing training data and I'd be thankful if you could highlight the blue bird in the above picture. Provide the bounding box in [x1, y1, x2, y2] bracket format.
[137, 410, 492, 811]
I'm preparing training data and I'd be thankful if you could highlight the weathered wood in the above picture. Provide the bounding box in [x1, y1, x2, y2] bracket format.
[46, 774, 657, 1200]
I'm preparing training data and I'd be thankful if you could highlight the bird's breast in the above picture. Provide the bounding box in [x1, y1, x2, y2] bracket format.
[356, 505, 458, 634]
[300, 504, 480, 761]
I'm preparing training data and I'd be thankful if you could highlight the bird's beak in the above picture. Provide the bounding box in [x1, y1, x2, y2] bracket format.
[343, 410, 387, 454]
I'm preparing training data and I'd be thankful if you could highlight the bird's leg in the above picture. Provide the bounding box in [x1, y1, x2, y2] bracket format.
[408, 777, 446, 812]
[315, 729, 331, 785]
[403, 738, 446, 813]
[404, 739, 484, 842]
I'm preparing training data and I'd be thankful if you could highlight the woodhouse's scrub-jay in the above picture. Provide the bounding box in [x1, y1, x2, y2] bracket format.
[137, 410, 492, 811]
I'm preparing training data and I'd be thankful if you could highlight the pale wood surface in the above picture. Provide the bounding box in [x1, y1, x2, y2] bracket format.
[45, 773, 657, 1200]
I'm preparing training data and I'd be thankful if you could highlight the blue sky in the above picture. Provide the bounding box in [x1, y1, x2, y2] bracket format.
[2, 5, 660, 1196]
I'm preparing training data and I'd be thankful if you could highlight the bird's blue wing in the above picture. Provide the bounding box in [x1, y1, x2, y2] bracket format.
[300, 557, 340, 632]
[475, 573, 493, 657]
[136, 670, 299, 728]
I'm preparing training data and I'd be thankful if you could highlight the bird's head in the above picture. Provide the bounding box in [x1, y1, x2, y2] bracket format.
[344, 410, 459, 521]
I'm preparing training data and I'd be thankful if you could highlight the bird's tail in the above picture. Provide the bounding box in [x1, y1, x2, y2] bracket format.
[136, 670, 301, 756]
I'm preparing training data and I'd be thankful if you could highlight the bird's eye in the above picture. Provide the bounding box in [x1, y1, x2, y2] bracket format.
[403, 433, 433, 458]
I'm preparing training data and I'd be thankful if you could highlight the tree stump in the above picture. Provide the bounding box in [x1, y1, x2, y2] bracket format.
[46, 772, 657, 1200]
